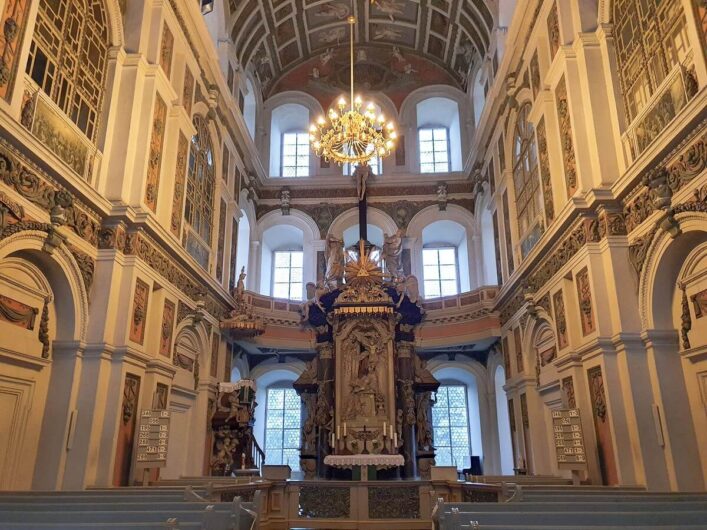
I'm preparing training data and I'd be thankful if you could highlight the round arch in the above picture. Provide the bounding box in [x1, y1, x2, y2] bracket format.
[0, 231, 89, 342]
[407, 203, 478, 294]
[255, 209, 319, 294]
[427, 358, 491, 467]
[327, 207, 398, 247]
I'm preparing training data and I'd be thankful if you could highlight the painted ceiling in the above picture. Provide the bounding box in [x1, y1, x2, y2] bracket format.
[227, 0, 495, 101]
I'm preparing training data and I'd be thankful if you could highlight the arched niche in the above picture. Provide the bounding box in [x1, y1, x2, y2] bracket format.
[399, 85, 472, 174]
[261, 91, 324, 177]
[407, 204, 478, 295]
[249, 361, 304, 451]
[427, 359, 491, 468]
[256, 209, 319, 297]
[328, 207, 398, 249]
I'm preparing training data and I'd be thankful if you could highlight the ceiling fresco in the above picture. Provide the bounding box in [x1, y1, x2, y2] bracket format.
[227, 0, 495, 100]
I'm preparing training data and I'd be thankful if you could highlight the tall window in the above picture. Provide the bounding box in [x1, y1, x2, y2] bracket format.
[264, 387, 301, 471]
[419, 127, 450, 173]
[613, 0, 690, 121]
[272, 250, 303, 300]
[281, 132, 309, 177]
[184, 115, 216, 269]
[423, 247, 458, 298]
[513, 104, 541, 258]
[432, 385, 472, 469]
[25, 0, 109, 140]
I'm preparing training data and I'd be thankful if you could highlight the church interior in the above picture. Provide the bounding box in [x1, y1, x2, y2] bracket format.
[0, 0, 706, 528]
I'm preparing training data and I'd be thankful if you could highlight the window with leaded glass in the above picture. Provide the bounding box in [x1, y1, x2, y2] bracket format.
[264, 387, 301, 471]
[272, 250, 303, 300]
[184, 115, 216, 269]
[423, 247, 458, 299]
[281, 132, 309, 177]
[25, 0, 109, 140]
[613, 0, 690, 122]
[432, 385, 472, 469]
[419, 127, 450, 173]
[512, 104, 542, 257]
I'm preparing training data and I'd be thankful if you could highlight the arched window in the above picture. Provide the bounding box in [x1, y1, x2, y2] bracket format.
[432, 384, 472, 469]
[264, 386, 301, 470]
[184, 115, 216, 269]
[613, 0, 690, 122]
[260, 223, 304, 299]
[416, 97, 462, 172]
[26, 0, 109, 140]
[512, 104, 542, 258]
[269, 103, 310, 177]
[421, 219, 471, 297]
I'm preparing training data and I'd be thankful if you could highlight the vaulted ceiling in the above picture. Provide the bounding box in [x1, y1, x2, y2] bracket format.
[227, 0, 495, 98]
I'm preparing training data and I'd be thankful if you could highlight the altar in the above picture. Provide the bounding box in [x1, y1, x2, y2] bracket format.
[323, 454, 405, 481]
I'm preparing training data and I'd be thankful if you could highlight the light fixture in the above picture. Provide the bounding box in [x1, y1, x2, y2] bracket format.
[309, 16, 397, 166]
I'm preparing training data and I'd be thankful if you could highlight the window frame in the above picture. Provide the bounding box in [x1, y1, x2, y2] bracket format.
[263, 385, 302, 471]
[418, 126, 451, 174]
[432, 383, 473, 470]
[271, 249, 304, 301]
[280, 131, 310, 177]
[512, 104, 542, 257]
[422, 245, 460, 299]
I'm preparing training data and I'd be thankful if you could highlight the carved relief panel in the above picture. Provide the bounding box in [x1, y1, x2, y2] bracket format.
[575, 267, 596, 335]
[587, 366, 618, 485]
[552, 289, 569, 348]
[113, 373, 141, 486]
[145, 95, 167, 212]
[159, 24, 174, 79]
[334, 317, 395, 453]
[210, 332, 219, 378]
[170, 133, 189, 238]
[547, 2, 560, 59]
[0, 0, 31, 101]
[561, 376, 576, 408]
[159, 299, 175, 357]
[129, 279, 150, 344]
[555, 76, 577, 197]
[513, 326, 524, 373]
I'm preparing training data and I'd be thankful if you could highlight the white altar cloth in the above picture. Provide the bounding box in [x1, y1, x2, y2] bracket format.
[324, 454, 404, 469]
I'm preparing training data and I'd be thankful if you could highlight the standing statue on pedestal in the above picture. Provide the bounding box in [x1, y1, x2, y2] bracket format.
[325, 234, 345, 287]
[235, 266, 246, 299]
[382, 228, 405, 279]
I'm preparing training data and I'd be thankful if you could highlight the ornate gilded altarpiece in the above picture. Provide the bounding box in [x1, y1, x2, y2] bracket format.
[295, 242, 437, 479]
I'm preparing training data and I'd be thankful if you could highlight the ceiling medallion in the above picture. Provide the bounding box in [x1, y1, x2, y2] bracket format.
[309, 14, 397, 166]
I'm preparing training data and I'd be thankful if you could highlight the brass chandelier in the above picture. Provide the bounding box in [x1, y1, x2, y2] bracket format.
[309, 15, 397, 166]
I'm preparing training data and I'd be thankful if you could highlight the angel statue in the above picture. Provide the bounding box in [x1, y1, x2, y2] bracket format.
[325, 234, 345, 287]
[353, 162, 374, 201]
[300, 281, 327, 323]
[395, 275, 420, 308]
[382, 228, 404, 279]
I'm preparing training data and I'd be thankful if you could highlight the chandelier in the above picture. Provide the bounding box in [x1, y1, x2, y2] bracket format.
[309, 16, 397, 166]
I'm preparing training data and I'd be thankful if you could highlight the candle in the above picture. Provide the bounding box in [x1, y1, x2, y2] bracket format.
[393, 433, 397, 447]
[389, 425, 394, 438]
[343, 422, 347, 437]
[383, 421, 387, 436]
[330, 433, 335, 448]
[337, 425, 341, 440]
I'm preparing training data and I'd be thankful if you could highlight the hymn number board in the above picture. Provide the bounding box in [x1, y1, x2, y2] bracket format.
[135, 409, 170, 468]
[552, 408, 587, 470]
